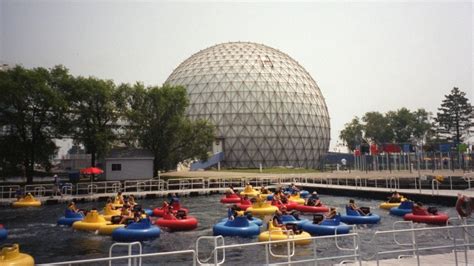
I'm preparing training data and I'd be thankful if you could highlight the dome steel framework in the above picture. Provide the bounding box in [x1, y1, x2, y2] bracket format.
[165, 42, 330, 168]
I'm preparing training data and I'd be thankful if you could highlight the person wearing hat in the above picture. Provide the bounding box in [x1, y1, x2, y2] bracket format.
[306, 191, 321, 206]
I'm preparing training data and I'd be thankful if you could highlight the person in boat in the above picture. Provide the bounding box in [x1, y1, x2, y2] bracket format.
[272, 210, 285, 228]
[67, 201, 84, 215]
[348, 199, 366, 216]
[119, 205, 133, 224]
[244, 183, 253, 192]
[168, 193, 180, 206]
[306, 191, 322, 206]
[225, 185, 235, 195]
[133, 209, 143, 222]
[290, 183, 300, 193]
[272, 193, 283, 206]
[260, 186, 270, 194]
[105, 198, 116, 210]
[227, 205, 238, 221]
[128, 195, 137, 207]
[412, 202, 429, 216]
[115, 192, 125, 205]
[388, 191, 402, 203]
[325, 207, 337, 220]
[280, 205, 289, 215]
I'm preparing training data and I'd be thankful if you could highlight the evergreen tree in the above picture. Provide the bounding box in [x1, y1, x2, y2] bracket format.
[436, 87, 473, 143]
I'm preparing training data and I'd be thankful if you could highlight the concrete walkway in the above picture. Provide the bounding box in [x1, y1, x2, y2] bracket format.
[345, 250, 474, 265]
[162, 169, 473, 179]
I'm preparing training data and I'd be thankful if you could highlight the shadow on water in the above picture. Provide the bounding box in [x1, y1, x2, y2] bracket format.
[0, 193, 465, 264]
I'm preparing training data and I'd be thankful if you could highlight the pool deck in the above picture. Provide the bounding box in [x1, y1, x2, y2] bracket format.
[345, 250, 474, 265]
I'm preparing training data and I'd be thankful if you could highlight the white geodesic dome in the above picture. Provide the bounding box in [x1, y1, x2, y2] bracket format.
[165, 42, 330, 168]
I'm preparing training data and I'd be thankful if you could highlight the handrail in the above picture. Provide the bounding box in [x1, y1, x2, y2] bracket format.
[432, 179, 440, 195]
[109, 241, 142, 266]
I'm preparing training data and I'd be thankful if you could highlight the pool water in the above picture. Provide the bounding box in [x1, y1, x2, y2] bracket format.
[0, 193, 463, 265]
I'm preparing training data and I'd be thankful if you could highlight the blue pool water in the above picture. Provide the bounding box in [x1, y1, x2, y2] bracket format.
[0, 193, 462, 265]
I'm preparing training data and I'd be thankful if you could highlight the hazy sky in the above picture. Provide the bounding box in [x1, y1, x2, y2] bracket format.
[1, 0, 472, 154]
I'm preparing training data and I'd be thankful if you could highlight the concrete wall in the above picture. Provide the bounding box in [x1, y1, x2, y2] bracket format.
[105, 158, 153, 180]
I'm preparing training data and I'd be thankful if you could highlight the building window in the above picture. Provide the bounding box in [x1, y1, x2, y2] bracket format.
[111, 164, 122, 171]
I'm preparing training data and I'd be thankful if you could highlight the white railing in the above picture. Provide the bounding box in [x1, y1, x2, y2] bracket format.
[76, 181, 122, 195]
[123, 180, 163, 192]
[109, 241, 142, 266]
[0, 185, 20, 199]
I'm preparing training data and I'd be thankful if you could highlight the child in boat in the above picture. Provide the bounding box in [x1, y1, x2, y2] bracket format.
[128, 195, 137, 207]
[119, 205, 133, 224]
[168, 193, 180, 205]
[106, 198, 116, 210]
[348, 199, 366, 216]
[306, 191, 321, 206]
[412, 202, 429, 216]
[115, 192, 125, 205]
[388, 191, 402, 203]
[260, 186, 270, 194]
[225, 185, 235, 195]
[227, 205, 237, 221]
[67, 201, 84, 215]
[325, 207, 337, 220]
[272, 210, 285, 228]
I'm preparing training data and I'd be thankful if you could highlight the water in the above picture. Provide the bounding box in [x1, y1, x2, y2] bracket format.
[0, 193, 464, 265]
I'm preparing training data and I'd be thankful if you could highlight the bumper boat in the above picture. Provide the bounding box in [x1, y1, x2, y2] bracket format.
[153, 202, 189, 217]
[240, 187, 260, 198]
[379, 197, 406, 210]
[57, 209, 84, 226]
[213, 216, 260, 237]
[155, 212, 198, 231]
[219, 216, 263, 226]
[236, 199, 252, 211]
[340, 207, 381, 225]
[281, 214, 309, 229]
[220, 193, 241, 204]
[288, 194, 305, 205]
[112, 218, 161, 242]
[0, 224, 7, 241]
[72, 210, 108, 231]
[271, 201, 298, 211]
[12, 195, 41, 208]
[98, 223, 125, 235]
[301, 215, 351, 236]
[390, 201, 414, 217]
[294, 204, 329, 213]
[258, 222, 311, 245]
[247, 202, 278, 216]
[103, 206, 121, 221]
[0, 244, 34, 266]
[404, 212, 449, 225]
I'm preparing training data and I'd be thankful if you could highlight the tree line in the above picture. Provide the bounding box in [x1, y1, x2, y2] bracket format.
[340, 87, 473, 151]
[0, 65, 215, 182]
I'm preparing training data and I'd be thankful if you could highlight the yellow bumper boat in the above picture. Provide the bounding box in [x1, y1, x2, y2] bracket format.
[288, 193, 305, 205]
[12, 194, 41, 208]
[72, 210, 108, 231]
[379, 197, 406, 210]
[0, 244, 34, 266]
[258, 223, 311, 245]
[240, 185, 260, 198]
[98, 224, 125, 235]
[247, 201, 278, 216]
[103, 205, 121, 221]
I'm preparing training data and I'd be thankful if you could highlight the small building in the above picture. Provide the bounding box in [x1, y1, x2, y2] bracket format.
[104, 149, 154, 180]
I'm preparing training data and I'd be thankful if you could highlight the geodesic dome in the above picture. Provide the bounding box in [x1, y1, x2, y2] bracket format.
[165, 42, 330, 168]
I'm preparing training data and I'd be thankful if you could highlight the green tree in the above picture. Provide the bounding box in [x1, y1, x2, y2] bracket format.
[412, 108, 434, 143]
[339, 117, 364, 151]
[363, 112, 393, 143]
[386, 108, 414, 143]
[120, 84, 215, 173]
[65, 76, 119, 167]
[0, 66, 69, 182]
[436, 87, 473, 143]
